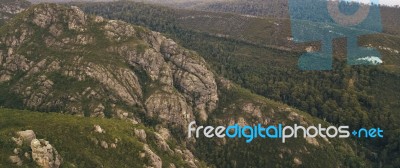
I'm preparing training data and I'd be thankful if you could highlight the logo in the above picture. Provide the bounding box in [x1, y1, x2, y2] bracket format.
[188, 121, 384, 143]
[288, 0, 382, 70]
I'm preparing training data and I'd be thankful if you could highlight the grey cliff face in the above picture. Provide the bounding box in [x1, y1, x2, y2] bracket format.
[0, 4, 218, 131]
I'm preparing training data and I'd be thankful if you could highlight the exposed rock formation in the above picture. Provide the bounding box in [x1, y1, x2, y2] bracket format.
[31, 139, 63, 168]
[154, 133, 173, 154]
[0, 0, 30, 25]
[100, 141, 108, 149]
[134, 128, 147, 142]
[0, 4, 218, 133]
[143, 144, 162, 168]
[8, 130, 62, 167]
[9, 155, 23, 166]
[16, 130, 36, 144]
[93, 125, 105, 133]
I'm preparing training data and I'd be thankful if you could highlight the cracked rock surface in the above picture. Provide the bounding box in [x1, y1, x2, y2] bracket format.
[0, 4, 218, 132]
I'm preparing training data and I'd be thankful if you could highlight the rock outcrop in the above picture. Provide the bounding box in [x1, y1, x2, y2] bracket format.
[0, 0, 30, 25]
[9, 130, 62, 168]
[93, 125, 105, 133]
[0, 4, 218, 133]
[134, 128, 147, 142]
[143, 144, 162, 168]
[9, 155, 23, 166]
[16, 130, 36, 144]
[31, 139, 63, 168]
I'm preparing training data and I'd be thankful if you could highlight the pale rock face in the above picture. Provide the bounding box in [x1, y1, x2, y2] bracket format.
[143, 144, 162, 168]
[9, 155, 23, 166]
[91, 103, 105, 117]
[25, 152, 31, 160]
[134, 128, 147, 142]
[0, 4, 218, 136]
[11, 137, 23, 146]
[294, 157, 302, 165]
[31, 139, 63, 168]
[33, 6, 56, 28]
[157, 127, 171, 140]
[100, 141, 109, 149]
[182, 150, 198, 168]
[13, 148, 21, 155]
[104, 20, 136, 41]
[169, 163, 177, 168]
[83, 63, 143, 106]
[68, 6, 87, 32]
[16, 130, 36, 144]
[93, 125, 105, 134]
[154, 133, 173, 154]
[145, 92, 194, 130]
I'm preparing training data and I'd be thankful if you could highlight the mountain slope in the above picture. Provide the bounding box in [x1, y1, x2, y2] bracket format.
[0, 3, 218, 130]
[0, 108, 206, 167]
[75, 1, 400, 167]
[0, 3, 371, 167]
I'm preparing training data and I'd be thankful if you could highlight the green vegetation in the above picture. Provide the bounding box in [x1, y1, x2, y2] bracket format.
[0, 108, 191, 168]
[76, 1, 400, 167]
[0, 1, 398, 167]
[195, 83, 367, 167]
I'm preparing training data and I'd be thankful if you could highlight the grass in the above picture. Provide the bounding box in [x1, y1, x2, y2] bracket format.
[0, 108, 189, 168]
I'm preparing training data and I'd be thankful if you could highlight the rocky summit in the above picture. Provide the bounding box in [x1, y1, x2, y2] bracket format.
[0, 4, 218, 131]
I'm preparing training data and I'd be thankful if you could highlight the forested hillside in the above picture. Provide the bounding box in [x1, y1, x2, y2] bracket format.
[75, 1, 400, 167]
[124, 0, 400, 36]
[0, 3, 372, 167]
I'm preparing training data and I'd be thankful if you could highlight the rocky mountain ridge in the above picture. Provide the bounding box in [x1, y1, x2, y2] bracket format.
[0, 3, 370, 167]
[0, 3, 218, 132]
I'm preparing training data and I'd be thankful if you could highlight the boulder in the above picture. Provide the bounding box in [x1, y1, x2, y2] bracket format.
[16, 130, 36, 144]
[100, 141, 109, 149]
[9, 155, 23, 166]
[143, 145, 162, 168]
[134, 129, 147, 142]
[31, 139, 62, 168]
[93, 125, 105, 133]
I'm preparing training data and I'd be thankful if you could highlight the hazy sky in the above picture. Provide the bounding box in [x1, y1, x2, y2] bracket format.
[347, 0, 400, 6]
[28, 0, 400, 7]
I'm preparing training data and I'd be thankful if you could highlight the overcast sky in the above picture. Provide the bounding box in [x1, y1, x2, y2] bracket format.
[28, 0, 400, 7]
[347, 0, 400, 6]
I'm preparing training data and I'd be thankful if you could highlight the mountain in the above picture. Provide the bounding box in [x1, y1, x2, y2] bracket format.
[0, 3, 369, 167]
[75, 1, 400, 167]
[0, 2, 221, 135]
[0, 0, 31, 26]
